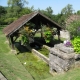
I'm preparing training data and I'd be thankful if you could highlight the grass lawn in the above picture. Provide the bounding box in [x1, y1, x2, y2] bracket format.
[38, 47, 49, 57]
[16, 51, 52, 80]
[1, 25, 80, 80]
[44, 68, 80, 80]
[0, 26, 33, 80]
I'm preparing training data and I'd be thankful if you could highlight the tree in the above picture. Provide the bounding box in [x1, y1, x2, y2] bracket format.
[66, 20, 80, 38]
[61, 4, 74, 17]
[5, 0, 28, 24]
[39, 6, 54, 20]
[0, 6, 6, 16]
[77, 10, 80, 15]
[0, 6, 7, 25]
[57, 4, 74, 28]
[46, 6, 53, 15]
[20, 6, 34, 16]
[58, 14, 66, 28]
[7, 0, 28, 18]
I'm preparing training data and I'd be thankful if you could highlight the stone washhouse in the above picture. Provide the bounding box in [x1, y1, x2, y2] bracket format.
[3, 11, 62, 50]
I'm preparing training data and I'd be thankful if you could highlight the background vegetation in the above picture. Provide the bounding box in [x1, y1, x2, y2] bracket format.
[1, 0, 80, 27]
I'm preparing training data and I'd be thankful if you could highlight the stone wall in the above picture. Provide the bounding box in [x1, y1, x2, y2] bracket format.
[32, 49, 49, 64]
[49, 43, 79, 74]
[43, 45, 50, 50]
[32, 43, 80, 74]
[60, 30, 70, 40]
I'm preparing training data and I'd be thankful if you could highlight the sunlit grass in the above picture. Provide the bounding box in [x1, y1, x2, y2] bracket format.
[1, 25, 80, 80]
[45, 68, 80, 80]
[16, 52, 52, 80]
[0, 26, 33, 80]
[38, 47, 49, 57]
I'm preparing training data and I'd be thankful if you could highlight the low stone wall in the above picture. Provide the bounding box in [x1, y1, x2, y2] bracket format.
[32, 49, 49, 64]
[31, 43, 80, 74]
[42, 45, 50, 50]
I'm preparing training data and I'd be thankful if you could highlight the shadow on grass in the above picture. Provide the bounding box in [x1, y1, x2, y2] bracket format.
[14, 37, 63, 53]
[34, 37, 63, 47]
[14, 42, 30, 53]
[14, 41, 43, 53]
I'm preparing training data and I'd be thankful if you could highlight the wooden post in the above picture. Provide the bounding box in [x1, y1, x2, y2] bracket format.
[57, 29, 60, 41]
[7, 35, 15, 50]
[41, 25, 43, 38]
[10, 35, 15, 49]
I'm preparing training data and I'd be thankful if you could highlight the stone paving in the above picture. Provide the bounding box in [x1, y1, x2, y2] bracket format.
[0, 72, 7, 80]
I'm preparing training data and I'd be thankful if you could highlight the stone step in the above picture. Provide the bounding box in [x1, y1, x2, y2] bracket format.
[49, 53, 75, 71]
[49, 62, 64, 73]
[50, 48, 75, 60]
[54, 43, 74, 54]
[49, 47, 75, 73]
[49, 43, 77, 73]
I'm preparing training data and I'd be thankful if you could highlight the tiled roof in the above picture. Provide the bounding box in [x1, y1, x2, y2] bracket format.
[3, 11, 62, 36]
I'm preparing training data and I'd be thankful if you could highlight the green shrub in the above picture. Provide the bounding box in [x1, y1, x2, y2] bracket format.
[21, 34, 29, 45]
[44, 30, 53, 43]
[71, 36, 80, 54]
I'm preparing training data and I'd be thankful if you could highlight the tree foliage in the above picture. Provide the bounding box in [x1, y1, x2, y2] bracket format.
[77, 10, 80, 15]
[39, 6, 54, 20]
[0, 6, 6, 16]
[7, 0, 28, 17]
[61, 4, 74, 16]
[0, 2, 78, 30]
[4, 0, 28, 24]
[0, 6, 7, 25]
[57, 4, 74, 28]
[66, 20, 80, 38]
